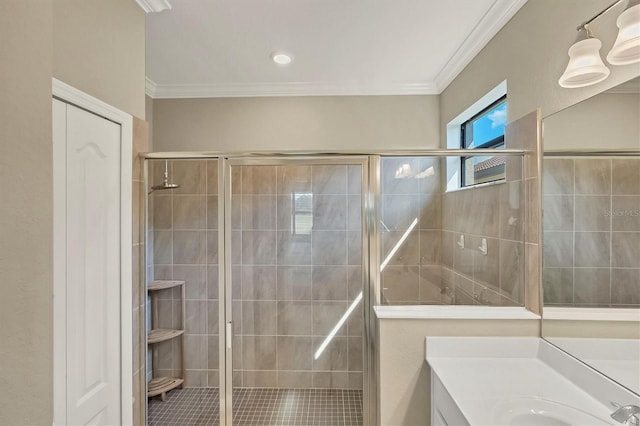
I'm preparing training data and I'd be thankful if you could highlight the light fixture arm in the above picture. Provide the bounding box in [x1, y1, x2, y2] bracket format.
[576, 0, 624, 31]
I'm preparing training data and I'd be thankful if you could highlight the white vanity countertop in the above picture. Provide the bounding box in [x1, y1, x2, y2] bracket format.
[425, 337, 638, 426]
[548, 337, 640, 395]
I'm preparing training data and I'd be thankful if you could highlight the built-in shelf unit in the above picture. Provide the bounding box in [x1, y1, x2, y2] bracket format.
[147, 280, 186, 401]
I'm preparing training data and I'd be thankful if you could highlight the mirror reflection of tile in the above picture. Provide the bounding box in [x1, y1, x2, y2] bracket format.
[543, 157, 640, 307]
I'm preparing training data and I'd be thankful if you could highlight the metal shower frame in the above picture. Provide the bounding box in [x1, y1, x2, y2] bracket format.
[142, 149, 526, 426]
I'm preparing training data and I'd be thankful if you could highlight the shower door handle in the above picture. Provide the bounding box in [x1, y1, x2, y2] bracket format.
[226, 321, 232, 349]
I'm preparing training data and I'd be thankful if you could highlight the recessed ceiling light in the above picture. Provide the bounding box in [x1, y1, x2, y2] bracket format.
[271, 52, 293, 65]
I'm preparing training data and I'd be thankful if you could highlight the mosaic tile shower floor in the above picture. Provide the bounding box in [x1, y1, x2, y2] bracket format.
[149, 388, 363, 426]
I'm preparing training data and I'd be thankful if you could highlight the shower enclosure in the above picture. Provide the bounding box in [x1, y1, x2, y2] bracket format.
[143, 150, 526, 426]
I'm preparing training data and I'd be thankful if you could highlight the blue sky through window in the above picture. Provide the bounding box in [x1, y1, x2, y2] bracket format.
[466, 100, 507, 148]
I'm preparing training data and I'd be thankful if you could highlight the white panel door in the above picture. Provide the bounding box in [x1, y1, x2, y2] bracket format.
[64, 102, 122, 425]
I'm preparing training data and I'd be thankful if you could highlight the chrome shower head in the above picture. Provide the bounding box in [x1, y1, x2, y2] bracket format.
[150, 182, 180, 192]
[149, 160, 180, 193]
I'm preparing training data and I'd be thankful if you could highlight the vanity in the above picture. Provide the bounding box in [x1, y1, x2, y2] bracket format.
[426, 337, 640, 426]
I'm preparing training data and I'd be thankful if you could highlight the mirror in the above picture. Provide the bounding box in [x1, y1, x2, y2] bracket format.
[541, 76, 640, 396]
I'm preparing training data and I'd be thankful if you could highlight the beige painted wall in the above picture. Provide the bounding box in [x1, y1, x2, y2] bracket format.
[0, 1, 146, 424]
[543, 319, 640, 339]
[53, 0, 146, 119]
[152, 95, 439, 152]
[440, 0, 640, 145]
[0, 1, 53, 424]
[146, 95, 155, 150]
[377, 318, 540, 426]
[544, 92, 640, 150]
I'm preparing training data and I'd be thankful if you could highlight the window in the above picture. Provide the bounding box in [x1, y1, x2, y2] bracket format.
[460, 96, 507, 187]
[292, 192, 313, 235]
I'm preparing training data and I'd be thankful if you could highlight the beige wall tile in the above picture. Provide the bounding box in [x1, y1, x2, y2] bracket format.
[612, 196, 640, 231]
[277, 301, 312, 335]
[543, 195, 573, 231]
[206, 160, 219, 195]
[312, 231, 348, 265]
[575, 232, 610, 267]
[173, 160, 206, 195]
[243, 370, 277, 388]
[173, 230, 206, 264]
[542, 268, 573, 305]
[241, 165, 277, 195]
[524, 243, 541, 315]
[574, 268, 611, 305]
[312, 165, 347, 194]
[277, 165, 312, 194]
[612, 159, 640, 195]
[241, 195, 277, 230]
[173, 195, 206, 229]
[543, 159, 574, 195]
[312, 266, 348, 300]
[312, 301, 348, 336]
[312, 336, 348, 371]
[276, 336, 311, 370]
[241, 266, 276, 300]
[575, 159, 611, 195]
[277, 372, 312, 388]
[611, 268, 640, 305]
[612, 232, 640, 267]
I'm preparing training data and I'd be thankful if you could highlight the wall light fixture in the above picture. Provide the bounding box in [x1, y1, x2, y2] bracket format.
[607, 2, 640, 64]
[559, 0, 640, 88]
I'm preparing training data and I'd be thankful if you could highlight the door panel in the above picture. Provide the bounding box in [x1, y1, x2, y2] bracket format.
[65, 103, 122, 425]
[224, 160, 366, 425]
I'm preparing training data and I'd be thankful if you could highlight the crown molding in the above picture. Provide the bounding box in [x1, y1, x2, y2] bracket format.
[144, 78, 438, 99]
[145, 77, 159, 98]
[136, 0, 171, 13]
[145, 0, 526, 98]
[433, 0, 528, 93]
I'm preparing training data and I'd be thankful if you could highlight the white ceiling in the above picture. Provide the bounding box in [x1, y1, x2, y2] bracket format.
[145, 0, 527, 98]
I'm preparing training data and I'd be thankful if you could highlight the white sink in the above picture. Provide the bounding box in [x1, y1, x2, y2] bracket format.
[493, 398, 613, 426]
[426, 337, 639, 426]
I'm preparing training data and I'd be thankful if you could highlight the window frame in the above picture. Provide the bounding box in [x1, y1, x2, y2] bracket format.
[291, 191, 313, 237]
[460, 95, 507, 188]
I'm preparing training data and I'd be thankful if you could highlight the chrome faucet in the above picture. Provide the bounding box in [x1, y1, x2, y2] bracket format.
[611, 405, 640, 425]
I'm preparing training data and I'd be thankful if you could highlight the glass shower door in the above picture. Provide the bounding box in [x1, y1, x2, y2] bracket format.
[223, 158, 368, 426]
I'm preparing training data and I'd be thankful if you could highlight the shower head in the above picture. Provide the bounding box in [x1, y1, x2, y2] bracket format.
[150, 182, 180, 192]
[149, 160, 180, 193]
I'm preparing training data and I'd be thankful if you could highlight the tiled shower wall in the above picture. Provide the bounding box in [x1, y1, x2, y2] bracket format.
[379, 157, 446, 305]
[379, 156, 526, 307]
[379, 154, 526, 307]
[149, 159, 220, 388]
[380, 111, 540, 307]
[148, 161, 364, 389]
[229, 164, 363, 389]
[440, 176, 525, 306]
[543, 157, 640, 307]
[441, 111, 540, 310]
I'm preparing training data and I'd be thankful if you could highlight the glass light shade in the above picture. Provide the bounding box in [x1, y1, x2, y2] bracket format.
[559, 38, 611, 88]
[606, 4, 640, 65]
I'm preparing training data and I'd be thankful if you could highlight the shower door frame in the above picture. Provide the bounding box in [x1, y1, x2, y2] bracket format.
[143, 149, 528, 426]
[222, 155, 375, 426]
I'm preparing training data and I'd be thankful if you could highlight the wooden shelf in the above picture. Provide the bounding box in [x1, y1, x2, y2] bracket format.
[147, 377, 184, 400]
[148, 328, 184, 344]
[148, 280, 185, 402]
[148, 280, 185, 291]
